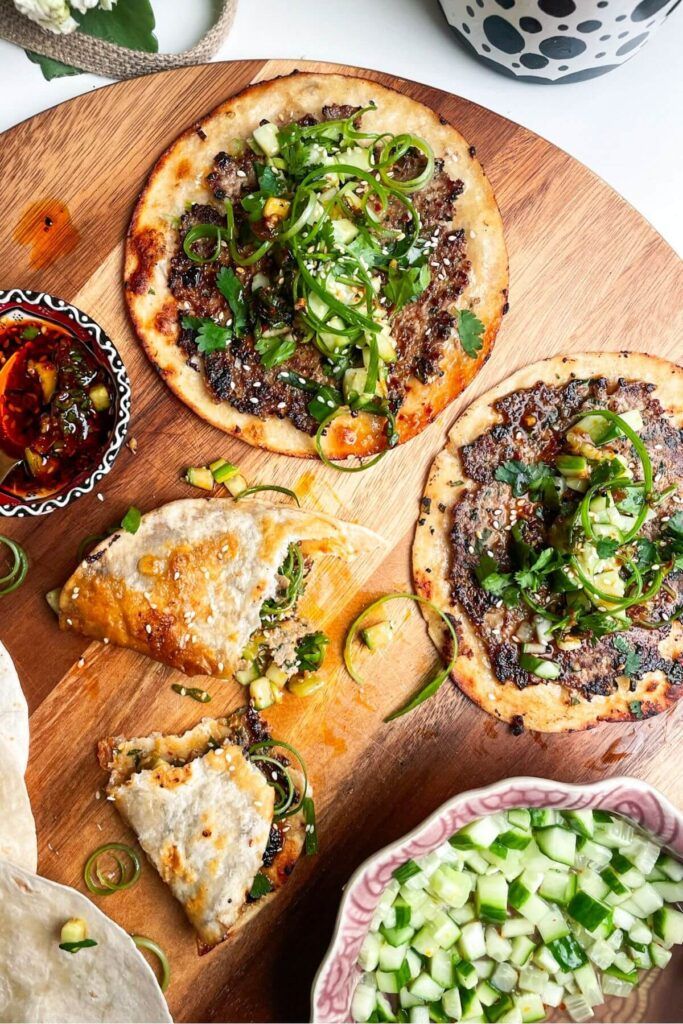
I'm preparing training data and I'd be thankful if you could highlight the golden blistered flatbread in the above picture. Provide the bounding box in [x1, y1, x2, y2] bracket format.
[413, 352, 683, 733]
[60, 498, 383, 679]
[125, 72, 508, 460]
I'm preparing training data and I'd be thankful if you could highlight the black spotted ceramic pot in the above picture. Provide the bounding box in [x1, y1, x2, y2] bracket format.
[439, 0, 679, 82]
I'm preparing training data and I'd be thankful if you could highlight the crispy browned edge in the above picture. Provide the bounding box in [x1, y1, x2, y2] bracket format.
[412, 351, 683, 734]
[97, 728, 307, 955]
[124, 70, 509, 459]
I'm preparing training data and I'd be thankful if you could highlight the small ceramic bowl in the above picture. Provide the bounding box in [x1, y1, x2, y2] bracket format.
[311, 775, 683, 1023]
[0, 289, 131, 518]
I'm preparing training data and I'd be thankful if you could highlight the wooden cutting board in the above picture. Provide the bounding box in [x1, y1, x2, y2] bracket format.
[0, 59, 682, 1024]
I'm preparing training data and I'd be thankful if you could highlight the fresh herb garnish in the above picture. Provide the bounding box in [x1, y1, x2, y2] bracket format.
[595, 538, 620, 559]
[255, 333, 297, 369]
[295, 631, 329, 673]
[629, 699, 644, 719]
[249, 872, 274, 900]
[613, 636, 642, 679]
[20, 325, 40, 340]
[182, 318, 232, 355]
[171, 684, 211, 703]
[120, 506, 141, 534]
[216, 267, 248, 338]
[385, 263, 431, 312]
[457, 309, 485, 358]
[494, 460, 554, 498]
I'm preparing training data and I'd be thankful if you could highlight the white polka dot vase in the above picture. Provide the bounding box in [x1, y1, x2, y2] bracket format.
[439, 0, 679, 81]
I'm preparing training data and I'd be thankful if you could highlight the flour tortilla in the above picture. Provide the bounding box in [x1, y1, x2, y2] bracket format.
[413, 352, 683, 733]
[0, 641, 36, 872]
[125, 71, 508, 459]
[60, 498, 383, 678]
[0, 858, 171, 1023]
[99, 715, 308, 951]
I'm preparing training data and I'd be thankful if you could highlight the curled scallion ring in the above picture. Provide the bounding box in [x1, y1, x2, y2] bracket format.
[132, 935, 171, 992]
[315, 406, 396, 474]
[235, 485, 300, 506]
[0, 536, 28, 596]
[84, 843, 141, 897]
[344, 592, 458, 722]
[247, 739, 308, 820]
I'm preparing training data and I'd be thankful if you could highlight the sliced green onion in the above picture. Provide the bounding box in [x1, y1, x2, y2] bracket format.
[260, 543, 304, 620]
[247, 739, 309, 821]
[182, 223, 223, 264]
[59, 938, 98, 954]
[84, 843, 141, 896]
[343, 592, 458, 722]
[0, 536, 28, 595]
[315, 406, 395, 474]
[235, 485, 300, 506]
[170, 683, 211, 703]
[303, 796, 319, 855]
[132, 935, 170, 992]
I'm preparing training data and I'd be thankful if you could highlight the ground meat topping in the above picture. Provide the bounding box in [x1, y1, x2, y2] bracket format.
[167, 105, 471, 435]
[448, 377, 683, 699]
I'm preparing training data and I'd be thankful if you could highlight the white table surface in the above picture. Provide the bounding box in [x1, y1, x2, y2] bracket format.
[0, 0, 681, 256]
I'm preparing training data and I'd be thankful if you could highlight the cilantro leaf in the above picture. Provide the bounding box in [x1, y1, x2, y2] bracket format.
[595, 538, 620, 559]
[195, 321, 231, 354]
[613, 635, 642, 679]
[629, 699, 644, 720]
[384, 264, 431, 311]
[256, 164, 283, 197]
[347, 232, 385, 269]
[618, 488, 645, 516]
[474, 554, 519, 606]
[255, 333, 297, 370]
[575, 612, 629, 638]
[457, 309, 485, 358]
[181, 316, 205, 331]
[514, 548, 556, 591]
[667, 512, 683, 543]
[634, 537, 657, 571]
[20, 326, 40, 340]
[590, 459, 627, 487]
[494, 460, 554, 498]
[249, 872, 274, 900]
[217, 267, 248, 338]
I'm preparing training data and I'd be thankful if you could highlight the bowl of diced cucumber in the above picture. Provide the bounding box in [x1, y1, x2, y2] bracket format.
[311, 776, 683, 1024]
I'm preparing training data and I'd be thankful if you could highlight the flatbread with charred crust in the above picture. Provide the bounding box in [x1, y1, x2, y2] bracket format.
[124, 71, 508, 459]
[413, 352, 683, 733]
[0, 640, 37, 872]
[60, 498, 383, 679]
[98, 710, 308, 951]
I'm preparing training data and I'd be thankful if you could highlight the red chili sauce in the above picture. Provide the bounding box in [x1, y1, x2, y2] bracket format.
[0, 319, 115, 498]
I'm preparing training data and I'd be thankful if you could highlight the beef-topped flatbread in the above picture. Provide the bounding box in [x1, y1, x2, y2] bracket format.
[98, 707, 310, 952]
[413, 352, 683, 732]
[125, 73, 507, 463]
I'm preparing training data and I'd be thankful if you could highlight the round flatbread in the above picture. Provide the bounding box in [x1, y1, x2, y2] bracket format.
[125, 71, 508, 459]
[413, 352, 683, 733]
[0, 641, 36, 871]
[0, 858, 171, 1023]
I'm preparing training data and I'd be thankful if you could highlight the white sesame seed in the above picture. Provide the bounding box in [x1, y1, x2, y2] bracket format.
[97, 493, 105, 502]
[145, 624, 152, 634]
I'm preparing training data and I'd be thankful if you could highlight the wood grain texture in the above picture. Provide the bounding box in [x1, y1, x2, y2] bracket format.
[0, 59, 681, 1023]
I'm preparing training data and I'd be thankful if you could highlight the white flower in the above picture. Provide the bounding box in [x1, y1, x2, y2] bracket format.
[14, 0, 117, 34]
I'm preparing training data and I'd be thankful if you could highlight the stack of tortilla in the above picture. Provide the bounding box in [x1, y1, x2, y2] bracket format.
[0, 640, 171, 1024]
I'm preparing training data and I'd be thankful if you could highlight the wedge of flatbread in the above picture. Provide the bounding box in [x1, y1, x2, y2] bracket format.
[0, 858, 171, 1023]
[98, 708, 308, 951]
[0, 640, 36, 872]
[59, 498, 382, 679]
[124, 72, 508, 461]
[413, 352, 683, 733]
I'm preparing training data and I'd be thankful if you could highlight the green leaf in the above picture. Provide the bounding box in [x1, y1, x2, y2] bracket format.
[196, 321, 231, 354]
[26, 0, 157, 81]
[629, 699, 644, 720]
[576, 613, 629, 638]
[384, 263, 430, 312]
[595, 538, 620, 559]
[514, 548, 557, 591]
[256, 164, 283, 197]
[120, 506, 141, 535]
[457, 309, 485, 358]
[255, 334, 296, 370]
[59, 938, 98, 954]
[667, 512, 683, 543]
[308, 384, 342, 422]
[217, 267, 248, 338]
[20, 326, 40, 340]
[181, 316, 205, 331]
[617, 488, 645, 516]
[613, 635, 642, 679]
[634, 537, 657, 571]
[494, 460, 554, 498]
[249, 872, 274, 900]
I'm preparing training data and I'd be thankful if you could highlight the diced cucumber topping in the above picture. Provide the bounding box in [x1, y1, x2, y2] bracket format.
[350, 808, 683, 1022]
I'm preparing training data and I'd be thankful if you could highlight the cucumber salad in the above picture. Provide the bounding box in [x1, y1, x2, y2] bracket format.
[351, 807, 683, 1023]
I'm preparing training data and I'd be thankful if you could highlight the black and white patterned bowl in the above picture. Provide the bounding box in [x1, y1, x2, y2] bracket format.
[0, 289, 131, 518]
[439, 0, 679, 82]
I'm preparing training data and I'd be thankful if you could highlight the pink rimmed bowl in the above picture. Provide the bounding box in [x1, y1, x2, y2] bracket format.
[311, 776, 683, 1024]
